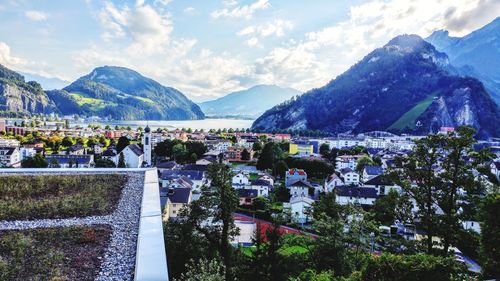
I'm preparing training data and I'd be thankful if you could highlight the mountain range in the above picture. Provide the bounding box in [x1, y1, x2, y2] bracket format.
[426, 17, 500, 104]
[19, 72, 69, 90]
[199, 85, 300, 118]
[252, 34, 500, 138]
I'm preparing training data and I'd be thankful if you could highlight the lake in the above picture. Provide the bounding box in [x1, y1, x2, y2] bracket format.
[76, 118, 256, 130]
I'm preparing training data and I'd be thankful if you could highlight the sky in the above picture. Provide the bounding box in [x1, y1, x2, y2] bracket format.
[0, 0, 498, 102]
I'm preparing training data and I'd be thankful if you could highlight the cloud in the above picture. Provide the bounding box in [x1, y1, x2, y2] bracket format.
[183, 7, 195, 15]
[237, 19, 293, 37]
[99, 1, 173, 54]
[25, 10, 48, 21]
[211, 0, 270, 19]
[248, 0, 500, 92]
[442, 0, 500, 35]
[0, 42, 26, 68]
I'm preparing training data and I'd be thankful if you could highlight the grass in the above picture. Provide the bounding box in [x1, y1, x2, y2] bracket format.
[388, 92, 439, 131]
[0, 174, 127, 220]
[69, 92, 116, 110]
[278, 245, 309, 256]
[0, 226, 111, 281]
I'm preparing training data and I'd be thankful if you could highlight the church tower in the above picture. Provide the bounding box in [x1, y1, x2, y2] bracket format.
[142, 125, 152, 166]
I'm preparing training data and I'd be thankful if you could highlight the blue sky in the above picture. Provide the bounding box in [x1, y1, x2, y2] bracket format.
[0, 0, 498, 101]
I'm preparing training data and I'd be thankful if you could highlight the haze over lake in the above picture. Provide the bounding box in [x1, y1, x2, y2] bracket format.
[81, 118, 255, 130]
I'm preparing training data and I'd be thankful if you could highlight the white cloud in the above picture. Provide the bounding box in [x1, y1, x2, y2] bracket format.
[0, 42, 26, 68]
[238, 19, 293, 37]
[25, 10, 48, 21]
[183, 7, 195, 15]
[99, 1, 173, 54]
[246, 37, 259, 47]
[211, 0, 270, 19]
[249, 0, 500, 92]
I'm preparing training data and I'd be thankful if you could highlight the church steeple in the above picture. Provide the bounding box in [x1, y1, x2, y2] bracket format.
[142, 124, 152, 166]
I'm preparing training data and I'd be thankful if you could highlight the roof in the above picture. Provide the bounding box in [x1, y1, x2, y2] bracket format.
[327, 173, 343, 183]
[251, 179, 272, 187]
[157, 161, 178, 169]
[174, 177, 194, 189]
[340, 168, 355, 174]
[289, 196, 314, 205]
[238, 189, 258, 198]
[69, 144, 84, 151]
[180, 164, 208, 171]
[167, 188, 191, 204]
[289, 180, 312, 188]
[287, 168, 306, 176]
[161, 170, 204, 181]
[364, 175, 393, 186]
[0, 147, 17, 156]
[102, 148, 117, 157]
[335, 186, 378, 198]
[45, 155, 93, 164]
[126, 144, 144, 156]
[364, 165, 383, 175]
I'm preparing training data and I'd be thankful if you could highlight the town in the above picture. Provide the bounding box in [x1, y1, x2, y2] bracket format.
[0, 116, 499, 280]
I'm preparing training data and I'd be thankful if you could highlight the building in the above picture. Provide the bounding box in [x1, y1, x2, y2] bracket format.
[164, 188, 192, 220]
[20, 146, 36, 160]
[0, 146, 21, 167]
[142, 125, 152, 166]
[364, 175, 401, 196]
[362, 165, 384, 181]
[68, 144, 85, 155]
[288, 180, 312, 197]
[160, 170, 207, 191]
[324, 173, 344, 193]
[285, 168, 307, 187]
[340, 168, 360, 185]
[335, 186, 378, 206]
[289, 141, 314, 156]
[285, 196, 314, 224]
[238, 189, 258, 206]
[45, 154, 94, 168]
[118, 144, 144, 168]
[232, 172, 250, 186]
[0, 137, 20, 147]
[226, 146, 253, 162]
[335, 155, 362, 172]
[250, 179, 271, 197]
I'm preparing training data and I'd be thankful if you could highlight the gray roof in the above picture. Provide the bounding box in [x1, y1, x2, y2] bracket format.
[127, 144, 144, 156]
[335, 186, 378, 199]
[168, 188, 191, 204]
[161, 170, 204, 181]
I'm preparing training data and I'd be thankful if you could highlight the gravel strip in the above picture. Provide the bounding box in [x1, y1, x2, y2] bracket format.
[96, 172, 144, 281]
[0, 171, 146, 281]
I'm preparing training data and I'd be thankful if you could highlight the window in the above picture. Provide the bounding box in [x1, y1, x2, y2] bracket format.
[145, 137, 149, 145]
[173, 204, 177, 207]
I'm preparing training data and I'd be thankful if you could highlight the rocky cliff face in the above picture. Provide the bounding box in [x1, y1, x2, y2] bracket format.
[252, 35, 500, 138]
[0, 64, 57, 115]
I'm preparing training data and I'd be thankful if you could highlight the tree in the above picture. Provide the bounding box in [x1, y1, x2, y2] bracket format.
[371, 189, 412, 225]
[356, 155, 375, 173]
[319, 143, 330, 158]
[184, 163, 239, 280]
[20, 154, 48, 168]
[172, 143, 187, 161]
[117, 153, 126, 168]
[241, 149, 251, 161]
[253, 141, 263, 152]
[49, 159, 60, 168]
[480, 193, 500, 279]
[390, 134, 444, 254]
[436, 126, 477, 253]
[95, 158, 116, 168]
[179, 258, 225, 281]
[257, 142, 283, 171]
[61, 136, 74, 147]
[273, 160, 289, 178]
[116, 136, 130, 153]
[359, 253, 467, 281]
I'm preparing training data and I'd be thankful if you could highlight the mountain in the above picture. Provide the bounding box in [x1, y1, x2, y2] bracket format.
[199, 85, 301, 118]
[47, 66, 204, 120]
[252, 35, 500, 138]
[20, 72, 69, 90]
[0, 64, 57, 116]
[426, 17, 500, 104]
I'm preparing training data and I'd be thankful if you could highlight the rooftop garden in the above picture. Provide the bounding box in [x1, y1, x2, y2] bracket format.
[0, 174, 127, 220]
[0, 226, 111, 280]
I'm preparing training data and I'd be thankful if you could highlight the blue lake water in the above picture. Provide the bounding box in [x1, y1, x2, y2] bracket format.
[81, 118, 255, 130]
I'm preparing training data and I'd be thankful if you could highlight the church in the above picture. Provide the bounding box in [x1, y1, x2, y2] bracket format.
[116, 125, 152, 168]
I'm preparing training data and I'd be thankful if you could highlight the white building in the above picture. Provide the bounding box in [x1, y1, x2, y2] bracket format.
[0, 147, 21, 167]
[335, 186, 378, 206]
[286, 196, 314, 224]
[340, 168, 360, 185]
[232, 172, 250, 186]
[20, 146, 36, 160]
[324, 173, 344, 193]
[288, 180, 312, 198]
[118, 144, 144, 168]
[335, 155, 361, 172]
